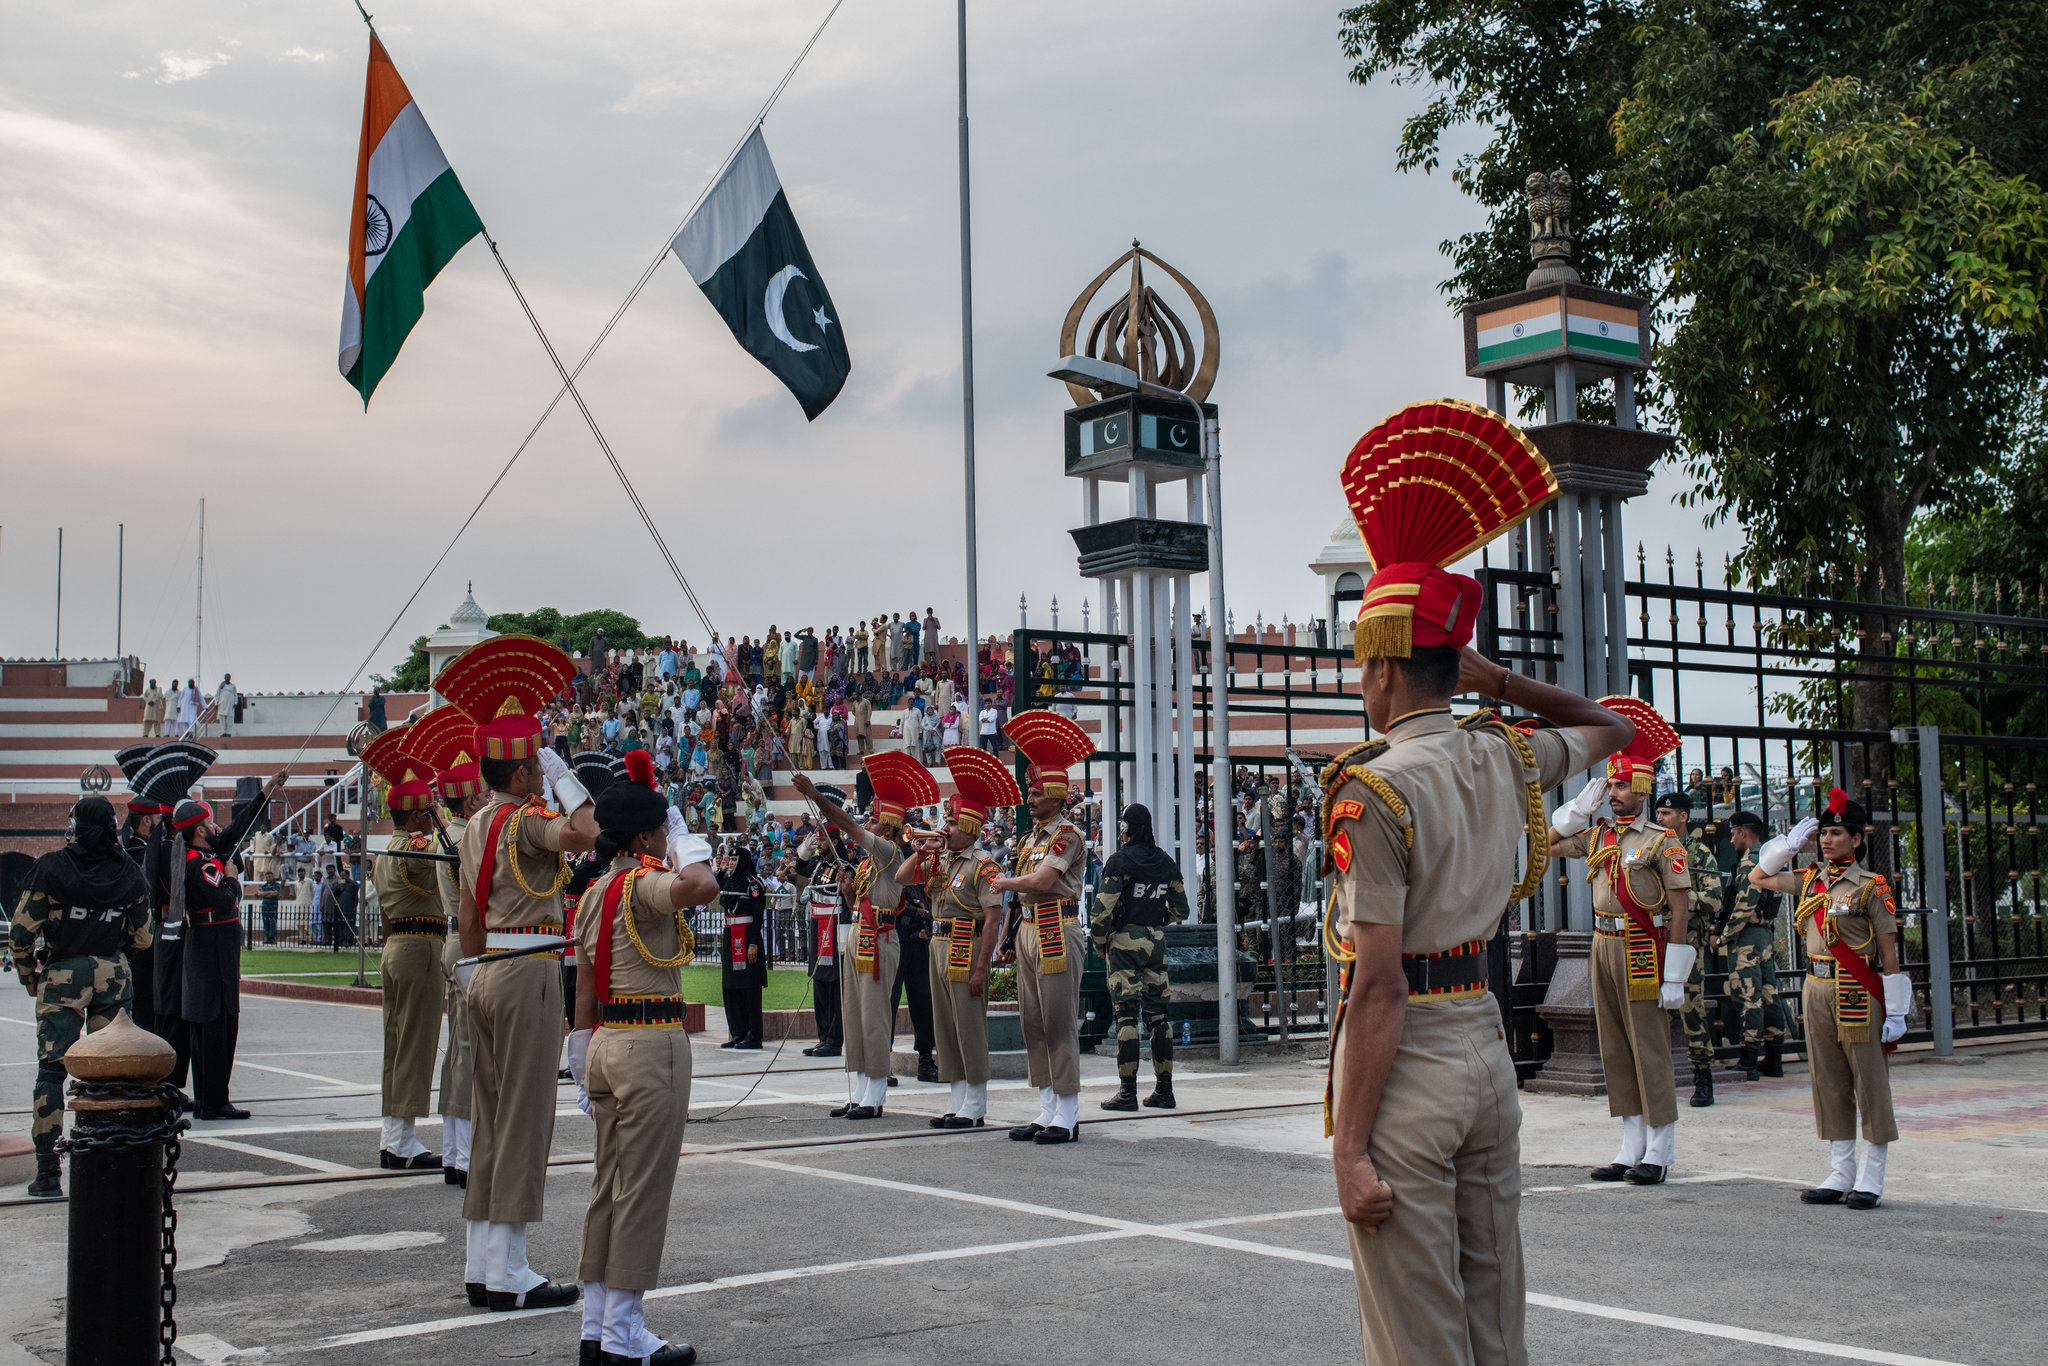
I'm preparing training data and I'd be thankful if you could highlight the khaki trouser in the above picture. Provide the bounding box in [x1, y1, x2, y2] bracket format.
[841, 930, 900, 1079]
[380, 935, 445, 1120]
[1590, 931, 1678, 1126]
[465, 955, 562, 1224]
[439, 934, 472, 1120]
[1802, 977, 1899, 1144]
[578, 1026, 691, 1290]
[928, 941, 989, 1085]
[1337, 996, 1525, 1366]
[1017, 915, 1082, 1093]
[142, 713, 162, 738]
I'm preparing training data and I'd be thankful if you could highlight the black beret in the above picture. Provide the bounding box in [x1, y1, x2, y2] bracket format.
[594, 780, 668, 837]
[1653, 789, 1692, 812]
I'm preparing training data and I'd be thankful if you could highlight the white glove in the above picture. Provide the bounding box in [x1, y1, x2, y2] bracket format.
[1881, 972, 1911, 1043]
[567, 1027, 593, 1116]
[667, 831, 714, 872]
[1659, 942, 1696, 1011]
[1551, 774, 1607, 838]
[665, 804, 688, 848]
[1755, 817, 1817, 875]
[537, 745, 571, 789]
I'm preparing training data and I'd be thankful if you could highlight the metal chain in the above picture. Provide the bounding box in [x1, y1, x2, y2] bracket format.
[160, 1125, 180, 1366]
[54, 1081, 188, 1365]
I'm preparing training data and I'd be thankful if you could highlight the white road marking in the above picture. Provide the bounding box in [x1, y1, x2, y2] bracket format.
[232, 1062, 361, 1089]
[182, 1136, 353, 1174]
[175, 1333, 243, 1363]
[1524, 1295, 1971, 1366]
[292, 1231, 444, 1253]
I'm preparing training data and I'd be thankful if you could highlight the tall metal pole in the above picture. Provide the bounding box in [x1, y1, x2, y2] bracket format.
[1913, 725, 1954, 1056]
[54, 527, 62, 656]
[956, 0, 981, 746]
[116, 522, 124, 668]
[195, 498, 206, 688]
[1202, 414, 1238, 1062]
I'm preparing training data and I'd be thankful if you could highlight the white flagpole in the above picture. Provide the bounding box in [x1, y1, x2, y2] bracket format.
[957, 0, 981, 750]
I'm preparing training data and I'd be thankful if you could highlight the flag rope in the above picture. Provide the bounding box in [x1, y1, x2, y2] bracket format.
[271, 0, 847, 776]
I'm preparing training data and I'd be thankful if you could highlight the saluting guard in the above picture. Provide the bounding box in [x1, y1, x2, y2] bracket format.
[408, 704, 489, 1188]
[1325, 398, 1634, 1365]
[437, 636, 595, 1313]
[361, 723, 449, 1170]
[897, 747, 1015, 1129]
[1548, 698, 1691, 1183]
[1750, 790, 1909, 1208]
[994, 710, 1094, 1144]
[569, 749, 715, 1366]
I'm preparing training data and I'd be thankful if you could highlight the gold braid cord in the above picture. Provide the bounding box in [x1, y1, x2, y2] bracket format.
[618, 870, 696, 968]
[1319, 740, 1394, 966]
[397, 843, 438, 899]
[1458, 709, 1548, 903]
[507, 802, 571, 899]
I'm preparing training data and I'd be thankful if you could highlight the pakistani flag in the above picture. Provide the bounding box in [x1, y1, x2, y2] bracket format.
[671, 127, 850, 421]
[338, 36, 484, 406]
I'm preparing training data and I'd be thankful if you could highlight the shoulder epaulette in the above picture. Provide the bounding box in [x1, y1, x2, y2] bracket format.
[1458, 707, 1547, 901]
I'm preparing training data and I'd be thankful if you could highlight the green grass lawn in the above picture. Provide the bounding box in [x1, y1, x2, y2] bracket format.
[241, 948, 814, 1009]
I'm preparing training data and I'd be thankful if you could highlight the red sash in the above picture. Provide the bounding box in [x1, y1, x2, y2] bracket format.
[728, 914, 754, 967]
[854, 896, 883, 979]
[1806, 866, 1896, 1053]
[1589, 826, 1666, 1001]
[471, 800, 523, 924]
[811, 909, 836, 965]
[591, 871, 631, 1005]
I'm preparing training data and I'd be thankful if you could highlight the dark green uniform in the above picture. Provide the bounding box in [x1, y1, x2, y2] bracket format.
[1089, 844, 1188, 1086]
[1722, 851, 1787, 1051]
[11, 840, 151, 1157]
[1676, 832, 1723, 1069]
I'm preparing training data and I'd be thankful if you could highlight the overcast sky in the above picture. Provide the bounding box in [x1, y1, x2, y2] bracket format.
[0, 1, 1738, 693]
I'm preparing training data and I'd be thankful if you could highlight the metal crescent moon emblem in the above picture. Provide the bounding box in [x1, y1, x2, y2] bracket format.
[764, 265, 820, 354]
[1169, 423, 1190, 447]
[81, 765, 111, 793]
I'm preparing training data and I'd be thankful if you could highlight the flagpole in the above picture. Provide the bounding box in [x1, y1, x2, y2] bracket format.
[957, 0, 982, 756]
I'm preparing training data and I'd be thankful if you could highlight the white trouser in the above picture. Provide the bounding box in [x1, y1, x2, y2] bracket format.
[957, 1081, 988, 1120]
[1855, 1141, 1889, 1196]
[1053, 1091, 1079, 1131]
[380, 1116, 428, 1159]
[441, 1115, 471, 1170]
[1613, 1115, 1673, 1168]
[1816, 1139, 1857, 1192]
[1644, 1121, 1674, 1168]
[581, 1282, 666, 1359]
[473, 1220, 544, 1295]
[1034, 1086, 1056, 1128]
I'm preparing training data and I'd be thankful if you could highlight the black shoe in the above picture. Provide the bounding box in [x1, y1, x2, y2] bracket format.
[1009, 1123, 1044, 1142]
[800, 1044, 823, 1056]
[487, 1279, 579, 1311]
[916, 1052, 939, 1084]
[1034, 1123, 1079, 1145]
[1800, 1187, 1846, 1205]
[1736, 1044, 1760, 1081]
[600, 1345, 696, 1366]
[465, 1281, 488, 1308]
[1142, 1078, 1176, 1110]
[444, 1167, 467, 1187]
[1588, 1163, 1631, 1181]
[1623, 1163, 1666, 1185]
[1100, 1082, 1139, 1112]
[195, 1104, 251, 1121]
[1760, 1040, 1785, 1078]
[941, 1115, 984, 1129]
[886, 1074, 899, 1087]
[829, 1102, 853, 1117]
[1689, 1063, 1715, 1108]
[26, 1153, 61, 1199]
[580, 1340, 601, 1366]
[929, 1113, 957, 1129]
[736, 1038, 763, 1050]
[380, 1149, 445, 1170]
[559, 1067, 575, 1080]
[719, 1038, 744, 1050]
[844, 1104, 882, 1120]
[1845, 1190, 1882, 1211]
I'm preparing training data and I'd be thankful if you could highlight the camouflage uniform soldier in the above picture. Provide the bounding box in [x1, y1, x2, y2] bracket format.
[10, 796, 151, 1197]
[1721, 810, 1787, 1081]
[1090, 803, 1188, 1112]
[1653, 790, 1723, 1106]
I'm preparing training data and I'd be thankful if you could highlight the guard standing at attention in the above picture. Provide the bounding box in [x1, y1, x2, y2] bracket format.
[1090, 803, 1187, 1112]
[1653, 788, 1724, 1107]
[716, 843, 767, 1050]
[113, 743, 170, 1035]
[409, 704, 488, 1188]
[436, 636, 595, 1313]
[361, 724, 449, 1170]
[570, 749, 714, 1366]
[792, 757, 938, 1117]
[1326, 398, 1634, 1366]
[1749, 790, 1909, 1209]
[11, 796, 151, 1198]
[564, 754, 627, 1061]
[993, 710, 1095, 1145]
[122, 740, 221, 1067]
[898, 747, 1015, 1130]
[1720, 810, 1787, 1081]
[800, 833, 845, 1058]
[1549, 699, 1690, 1184]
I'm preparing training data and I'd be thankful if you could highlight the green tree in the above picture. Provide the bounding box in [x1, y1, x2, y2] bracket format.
[369, 635, 430, 692]
[485, 608, 655, 655]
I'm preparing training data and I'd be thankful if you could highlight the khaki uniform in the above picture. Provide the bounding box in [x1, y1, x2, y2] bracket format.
[436, 814, 473, 1121]
[925, 846, 1003, 1086]
[1553, 812, 1689, 1126]
[142, 685, 165, 737]
[576, 859, 694, 1290]
[843, 830, 905, 1082]
[375, 830, 448, 1121]
[1331, 709, 1586, 1366]
[1767, 861, 1899, 1143]
[459, 794, 570, 1225]
[1012, 816, 1086, 1095]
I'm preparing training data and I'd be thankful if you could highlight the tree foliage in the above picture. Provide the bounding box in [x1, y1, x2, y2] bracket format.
[485, 608, 655, 655]
[369, 635, 430, 693]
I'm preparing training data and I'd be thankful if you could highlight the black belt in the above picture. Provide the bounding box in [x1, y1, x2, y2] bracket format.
[191, 910, 239, 928]
[386, 917, 447, 939]
[600, 996, 690, 1027]
[1123, 911, 1169, 927]
[1401, 939, 1490, 999]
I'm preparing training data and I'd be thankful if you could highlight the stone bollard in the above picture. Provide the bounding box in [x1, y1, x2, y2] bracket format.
[59, 1009, 185, 1366]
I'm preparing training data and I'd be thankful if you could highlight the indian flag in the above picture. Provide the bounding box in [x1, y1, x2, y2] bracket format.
[338, 36, 483, 406]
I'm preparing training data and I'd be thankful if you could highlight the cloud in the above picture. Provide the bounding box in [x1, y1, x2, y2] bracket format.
[150, 50, 233, 84]
[277, 48, 331, 65]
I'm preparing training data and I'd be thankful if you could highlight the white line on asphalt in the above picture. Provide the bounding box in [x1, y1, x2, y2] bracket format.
[1523, 1295, 1971, 1366]
[232, 1062, 361, 1089]
[183, 1136, 354, 1174]
[0, 1015, 31, 1027]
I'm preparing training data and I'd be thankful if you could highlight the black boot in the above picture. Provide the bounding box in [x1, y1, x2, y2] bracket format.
[1100, 1079, 1139, 1112]
[916, 1052, 939, 1084]
[1142, 1076, 1177, 1110]
[26, 1150, 61, 1200]
[1759, 1039, 1785, 1078]
[1689, 1063, 1715, 1107]
[1736, 1044, 1761, 1081]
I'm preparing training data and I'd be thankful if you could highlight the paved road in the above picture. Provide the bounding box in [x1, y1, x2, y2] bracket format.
[1, 993, 2042, 1364]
